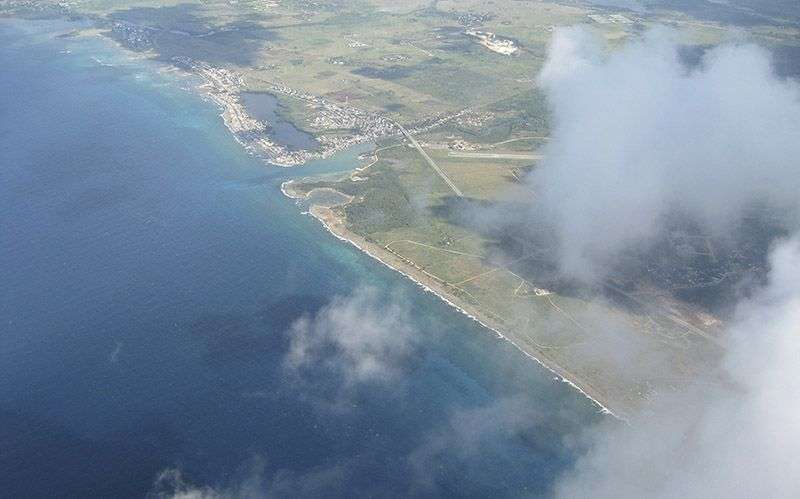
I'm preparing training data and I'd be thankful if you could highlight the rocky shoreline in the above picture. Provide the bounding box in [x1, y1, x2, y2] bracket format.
[168, 51, 486, 169]
[281, 180, 625, 419]
[171, 57, 472, 168]
[67, 13, 629, 418]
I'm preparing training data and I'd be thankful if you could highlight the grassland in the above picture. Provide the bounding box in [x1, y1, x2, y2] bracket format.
[6, 0, 799, 416]
[285, 133, 730, 417]
[14, 0, 797, 124]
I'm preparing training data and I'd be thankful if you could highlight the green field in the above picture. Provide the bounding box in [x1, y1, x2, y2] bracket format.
[9, 0, 796, 129]
[7, 0, 798, 415]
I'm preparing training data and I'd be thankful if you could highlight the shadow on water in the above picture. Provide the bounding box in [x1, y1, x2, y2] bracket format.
[0, 408, 175, 497]
[57, 185, 133, 221]
[0, 19, 605, 498]
[184, 294, 330, 368]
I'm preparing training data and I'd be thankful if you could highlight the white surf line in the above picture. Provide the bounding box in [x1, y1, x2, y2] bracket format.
[293, 204, 624, 421]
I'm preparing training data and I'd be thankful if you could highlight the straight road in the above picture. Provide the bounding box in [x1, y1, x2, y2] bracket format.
[396, 122, 464, 197]
[447, 151, 543, 160]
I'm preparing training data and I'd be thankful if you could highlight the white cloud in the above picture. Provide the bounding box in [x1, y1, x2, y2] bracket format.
[528, 27, 800, 498]
[155, 28, 800, 499]
[555, 237, 800, 498]
[284, 287, 417, 393]
[150, 459, 347, 499]
[534, 27, 800, 281]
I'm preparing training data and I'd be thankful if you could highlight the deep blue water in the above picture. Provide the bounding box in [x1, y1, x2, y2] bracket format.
[0, 20, 599, 498]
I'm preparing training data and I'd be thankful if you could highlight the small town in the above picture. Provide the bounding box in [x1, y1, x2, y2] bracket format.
[173, 56, 473, 166]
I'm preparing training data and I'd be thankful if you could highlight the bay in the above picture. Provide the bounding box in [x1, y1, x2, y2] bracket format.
[0, 19, 599, 498]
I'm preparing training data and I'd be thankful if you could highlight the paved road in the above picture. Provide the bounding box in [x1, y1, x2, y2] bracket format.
[447, 152, 543, 160]
[396, 123, 464, 197]
[602, 282, 723, 348]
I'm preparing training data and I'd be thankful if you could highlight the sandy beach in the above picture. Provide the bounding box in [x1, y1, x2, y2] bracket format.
[286, 193, 623, 419]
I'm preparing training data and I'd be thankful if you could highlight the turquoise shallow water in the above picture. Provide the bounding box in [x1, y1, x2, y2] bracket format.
[0, 19, 599, 498]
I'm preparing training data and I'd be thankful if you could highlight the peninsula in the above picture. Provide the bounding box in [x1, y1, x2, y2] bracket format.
[7, 0, 799, 418]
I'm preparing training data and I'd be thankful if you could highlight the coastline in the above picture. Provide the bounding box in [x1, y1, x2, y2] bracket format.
[283, 184, 624, 420]
[170, 57, 404, 167]
[165, 58, 473, 169]
[61, 17, 625, 420]
[93, 25, 627, 418]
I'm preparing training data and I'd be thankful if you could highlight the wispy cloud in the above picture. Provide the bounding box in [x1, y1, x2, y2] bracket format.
[282, 286, 419, 407]
[155, 26, 800, 499]
[533, 27, 800, 281]
[408, 397, 547, 488]
[531, 27, 800, 498]
[555, 237, 800, 498]
[149, 457, 348, 499]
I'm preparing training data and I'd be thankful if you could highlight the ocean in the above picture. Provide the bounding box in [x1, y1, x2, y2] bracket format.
[0, 19, 599, 498]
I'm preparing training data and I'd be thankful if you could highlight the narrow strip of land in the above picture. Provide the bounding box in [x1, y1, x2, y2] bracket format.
[602, 282, 724, 348]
